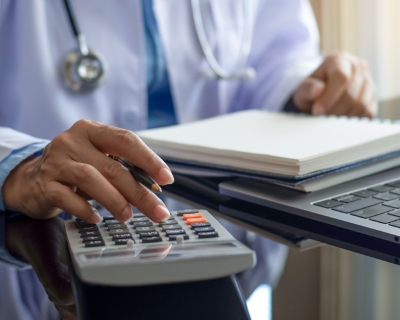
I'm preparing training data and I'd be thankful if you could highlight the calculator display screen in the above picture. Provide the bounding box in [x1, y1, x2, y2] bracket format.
[171, 243, 236, 252]
[85, 250, 137, 260]
[82, 242, 237, 261]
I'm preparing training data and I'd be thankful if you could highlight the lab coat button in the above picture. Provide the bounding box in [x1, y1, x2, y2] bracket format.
[122, 111, 137, 125]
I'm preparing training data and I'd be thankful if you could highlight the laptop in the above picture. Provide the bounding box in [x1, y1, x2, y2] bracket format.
[219, 166, 400, 244]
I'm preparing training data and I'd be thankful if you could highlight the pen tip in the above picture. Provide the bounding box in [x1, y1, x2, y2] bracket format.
[151, 184, 162, 193]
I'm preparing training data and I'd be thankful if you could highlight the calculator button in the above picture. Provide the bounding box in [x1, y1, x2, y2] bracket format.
[162, 224, 182, 231]
[198, 231, 219, 238]
[182, 213, 203, 220]
[107, 223, 127, 230]
[142, 236, 163, 243]
[165, 229, 186, 236]
[103, 216, 116, 221]
[109, 228, 129, 235]
[190, 222, 211, 229]
[84, 240, 105, 247]
[133, 221, 153, 228]
[193, 227, 215, 234]
[138, 231, 159, 238]
[186, 217, 207, 225]
[78, 226, 99, 233]
[136, 226, 156, 233]
[158, 220, 178, 226]
[104, 220, 119, 225]
[114, 238, 134, 245]
[112, 233, 132, 240]
[133, 213, 146, 218]
[75, 220, 96, 229]
[169, 234, 189, 241]
[177, 209, 199, 216]
[130, 217, 150, 223]
[80, 231, 101, 237]
[314, 200, 342, 208]
[82, 235, 103, 242]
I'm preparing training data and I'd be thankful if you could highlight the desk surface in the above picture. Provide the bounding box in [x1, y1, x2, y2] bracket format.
[163, 174, 400, 266]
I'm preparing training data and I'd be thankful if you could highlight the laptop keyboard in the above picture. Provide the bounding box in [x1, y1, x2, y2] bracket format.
[313, 179, 400, 227]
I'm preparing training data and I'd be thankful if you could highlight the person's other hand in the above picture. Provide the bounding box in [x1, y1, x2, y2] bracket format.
[6, 215, 76, 320]
[2, 120, 174, 224]
[293, 52, 378, 117]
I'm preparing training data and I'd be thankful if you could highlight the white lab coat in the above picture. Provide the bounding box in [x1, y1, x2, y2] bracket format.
[0, 0, 322, 318]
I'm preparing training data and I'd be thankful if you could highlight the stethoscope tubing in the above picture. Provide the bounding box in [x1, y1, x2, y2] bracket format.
[63, 0, 80, 37]
[190, 0, 254, 80]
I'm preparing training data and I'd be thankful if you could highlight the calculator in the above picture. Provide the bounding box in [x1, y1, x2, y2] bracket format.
[65, 209, 256, 286]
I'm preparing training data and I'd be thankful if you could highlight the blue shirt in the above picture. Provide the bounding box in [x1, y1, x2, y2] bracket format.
[142, 0, 177, 129]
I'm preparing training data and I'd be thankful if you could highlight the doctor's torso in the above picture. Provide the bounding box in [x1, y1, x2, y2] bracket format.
[0, 0, 318, 140]
[0, 0, 262, 138]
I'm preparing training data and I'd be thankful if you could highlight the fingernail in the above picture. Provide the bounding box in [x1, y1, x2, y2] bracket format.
[90, 208, 102, 224]
[159, 167, 174, 185]
[310, 85, 322, 98]
[153, 205, 170, 222]
[120, 206, 133, 222]
[313, 103, 324, 115]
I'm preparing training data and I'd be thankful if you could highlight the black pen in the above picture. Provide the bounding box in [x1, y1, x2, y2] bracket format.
[109, 155, 162, 193]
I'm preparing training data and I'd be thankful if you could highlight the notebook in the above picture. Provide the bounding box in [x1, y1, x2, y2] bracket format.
[137, 110, 400, 186]
[165, 154, 400, 192]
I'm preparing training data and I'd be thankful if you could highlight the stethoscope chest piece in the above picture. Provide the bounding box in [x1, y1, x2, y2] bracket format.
[62, 49, 107, 93]
[61, 0, 107, 93]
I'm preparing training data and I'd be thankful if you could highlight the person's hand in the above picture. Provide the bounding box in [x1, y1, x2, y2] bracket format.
[293, 52, 378, 117]
[6, 215, 76, 320]
[2, 120, 174, 224]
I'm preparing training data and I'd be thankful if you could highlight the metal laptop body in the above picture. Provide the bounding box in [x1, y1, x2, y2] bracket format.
[219, 166, 400, 244]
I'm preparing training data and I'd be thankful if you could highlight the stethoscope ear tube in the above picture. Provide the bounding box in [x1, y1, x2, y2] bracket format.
[201, 67, 256, 81]
[191, 0, 256, 81]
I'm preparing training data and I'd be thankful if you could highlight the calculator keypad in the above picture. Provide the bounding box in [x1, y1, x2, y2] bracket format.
[75, 209, 220, 248]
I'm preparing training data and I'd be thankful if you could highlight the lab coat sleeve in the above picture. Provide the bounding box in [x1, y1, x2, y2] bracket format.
[0, 127, 49, 268]
[233, 0, 323, 112]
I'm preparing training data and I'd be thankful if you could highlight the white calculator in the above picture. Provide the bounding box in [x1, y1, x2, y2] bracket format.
[65, 209, 256, 286]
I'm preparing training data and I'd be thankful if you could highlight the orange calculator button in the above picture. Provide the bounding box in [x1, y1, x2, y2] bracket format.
[186, 217, 207, 225]
[182, 213, 203, 220]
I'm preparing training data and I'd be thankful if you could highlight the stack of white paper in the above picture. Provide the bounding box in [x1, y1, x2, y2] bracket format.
[138, 110, 400, 191]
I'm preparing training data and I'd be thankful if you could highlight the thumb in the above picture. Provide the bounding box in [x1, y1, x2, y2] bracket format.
[293, 77, 325, 112]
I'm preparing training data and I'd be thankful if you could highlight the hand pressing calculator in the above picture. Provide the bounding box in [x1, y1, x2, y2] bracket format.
[65, 209, 256, 286]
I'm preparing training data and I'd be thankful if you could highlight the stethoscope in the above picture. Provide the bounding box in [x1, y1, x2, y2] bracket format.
[62, 0, 107, 92]
[61, 0, 256, 93]
[191, 0, 256, 81]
